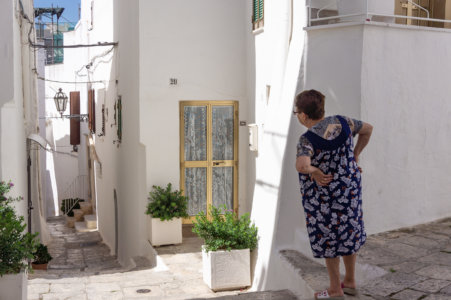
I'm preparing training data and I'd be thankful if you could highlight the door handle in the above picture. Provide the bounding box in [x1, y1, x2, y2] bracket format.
[213, 161, 225, 166]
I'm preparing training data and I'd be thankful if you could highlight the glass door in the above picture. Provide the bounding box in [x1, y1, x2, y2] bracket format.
[180, 101, 238, 224]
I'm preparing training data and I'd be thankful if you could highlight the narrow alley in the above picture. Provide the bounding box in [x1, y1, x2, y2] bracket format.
[27, 218, 296, 300]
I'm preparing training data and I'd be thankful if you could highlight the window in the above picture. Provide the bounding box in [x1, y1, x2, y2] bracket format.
[253, 0, 264, 30]
[45, 33, 63, 65]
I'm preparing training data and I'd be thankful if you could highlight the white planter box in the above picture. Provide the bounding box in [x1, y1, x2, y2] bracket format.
[147, 216, 182, 246]
[202, 247, 251, 291]
[0, 272, 27, 300]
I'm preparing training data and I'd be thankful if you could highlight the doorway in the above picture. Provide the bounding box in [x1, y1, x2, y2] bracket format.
[179, 101, 239, 224]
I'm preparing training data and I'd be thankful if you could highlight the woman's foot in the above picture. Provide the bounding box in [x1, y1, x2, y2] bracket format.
[341, 281, 358, 295]
[341, 280, 356, 289]
[314, 288, 344, 299]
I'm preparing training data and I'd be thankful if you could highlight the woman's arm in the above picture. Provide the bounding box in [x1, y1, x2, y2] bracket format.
[354, 122, 373, 163]
[296, 156, 333, 186]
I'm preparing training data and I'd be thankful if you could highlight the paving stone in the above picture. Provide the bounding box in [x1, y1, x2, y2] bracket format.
[423, 294, 451, 300]
[28, 283, 50, 295]
[397, 235, 441, 250]
[415, 230, 450, 242]
[361, 272, 425, 297]
[85, 282, 122, 293]
[416, 265, 451, 281]
[49, 283, 86, 293]
[391, 289, 425, 300]
[86, 290, 123, 300]
[439, 283, 451, 295]
[418, 252, 451, 267]
[389, 261, 429, 273]
[382, 241, 431, 259]
[123, 285, 163, 298]
[411, 279, 451, 293]
[42, 293, 87, 300]
[358, 246, 406, 267]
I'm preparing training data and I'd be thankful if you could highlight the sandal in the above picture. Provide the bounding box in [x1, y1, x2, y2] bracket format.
[314, 289, 345, 300]
[341, 282, 358, 296]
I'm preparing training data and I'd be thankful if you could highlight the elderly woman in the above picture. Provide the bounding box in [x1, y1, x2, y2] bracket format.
[295, 89, 373, 300]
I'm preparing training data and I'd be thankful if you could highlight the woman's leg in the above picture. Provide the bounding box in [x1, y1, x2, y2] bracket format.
[342, 253, 357, 288]
[319, 257, 343, 296]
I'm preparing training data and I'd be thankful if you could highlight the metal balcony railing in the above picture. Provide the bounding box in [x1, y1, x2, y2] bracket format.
[307, 0, 451, 28]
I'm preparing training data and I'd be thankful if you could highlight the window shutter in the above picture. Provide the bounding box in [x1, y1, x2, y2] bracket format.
[88, 89, 96, 133]
[253, 0, 259, 22]
[253, 0, 264, 30]
[70, 91, 80, 145]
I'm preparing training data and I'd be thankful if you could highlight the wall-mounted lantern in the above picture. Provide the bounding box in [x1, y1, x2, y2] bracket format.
[53, 88, 88, 121]
[54, 88, 68, 117]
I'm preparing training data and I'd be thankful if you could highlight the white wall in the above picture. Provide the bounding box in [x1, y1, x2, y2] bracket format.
[361, 24, 451, 233]
[139, 0, 249, 212]
[257, 22, 451, 296]
[0, 0, 38, 225]
[248, 0, 308, 292]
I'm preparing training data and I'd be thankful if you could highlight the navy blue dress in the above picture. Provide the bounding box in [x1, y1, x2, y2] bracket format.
[298, 116, 366, 258]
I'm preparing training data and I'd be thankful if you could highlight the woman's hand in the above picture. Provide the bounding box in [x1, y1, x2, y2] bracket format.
[311, 168, 333, 186]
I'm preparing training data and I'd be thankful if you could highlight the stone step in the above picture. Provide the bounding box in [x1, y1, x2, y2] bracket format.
[73, 209, 84, 221]
[79, 201, 92, 214]
[75, 221, 97, 233]
[84, 214, 97, 229]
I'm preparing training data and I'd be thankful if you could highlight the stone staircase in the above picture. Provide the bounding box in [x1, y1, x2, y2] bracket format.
[63, 199, 98, 232]
[75, 214, 98, 232]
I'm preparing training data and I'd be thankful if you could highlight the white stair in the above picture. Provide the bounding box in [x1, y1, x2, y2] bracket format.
[75, 221, 97, 232]
[73, 209, 84, 221]
[79, 201, 92, 214]
[84, 214, 98, 229]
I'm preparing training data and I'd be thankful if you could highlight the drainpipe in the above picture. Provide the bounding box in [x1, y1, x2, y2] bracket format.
[27, 148, 33, 234]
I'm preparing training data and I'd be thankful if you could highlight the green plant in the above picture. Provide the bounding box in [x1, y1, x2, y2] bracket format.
[0, 181, 38, 276]
[32, 243, 52, 264]
[146, 183, 189, 221]
[192, 205, 258, 252]
[61, 198, 84, 215]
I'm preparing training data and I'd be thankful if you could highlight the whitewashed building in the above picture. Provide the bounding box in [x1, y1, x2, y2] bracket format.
[38, 0, 451, 297]
[0, 0, 49, 243]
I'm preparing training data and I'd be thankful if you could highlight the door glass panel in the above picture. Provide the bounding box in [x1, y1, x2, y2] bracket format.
[185, 167, 207, 216]
[184, 106, 207, 161]
[212, 167, 233, 210]
[212, 106, 234, 160]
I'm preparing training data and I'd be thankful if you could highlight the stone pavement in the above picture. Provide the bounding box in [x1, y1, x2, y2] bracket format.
[28, 216, 451, 300]
[28, 217, 296, 300]
[281, 217, 451, 300]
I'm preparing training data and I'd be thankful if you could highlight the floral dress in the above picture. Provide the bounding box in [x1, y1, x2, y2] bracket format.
[297, 115, 366, 258]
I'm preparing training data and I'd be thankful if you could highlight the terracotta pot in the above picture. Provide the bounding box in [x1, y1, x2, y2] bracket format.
[31, 263, 48, 270]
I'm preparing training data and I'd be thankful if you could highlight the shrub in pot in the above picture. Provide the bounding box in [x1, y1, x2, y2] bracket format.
[0, 181, 38, 300]
[145, 183, 188, 246]
[32, 243, 52, 270]
[192, 205, 258, 291]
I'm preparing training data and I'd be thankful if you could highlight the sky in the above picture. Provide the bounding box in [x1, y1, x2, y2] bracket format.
[34, 0, 81, 25]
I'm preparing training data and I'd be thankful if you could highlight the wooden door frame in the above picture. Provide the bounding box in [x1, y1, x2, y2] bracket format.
[179, 101, 239, 224]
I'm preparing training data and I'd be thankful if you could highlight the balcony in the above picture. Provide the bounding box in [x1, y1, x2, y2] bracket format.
[307, 0, 451, 29]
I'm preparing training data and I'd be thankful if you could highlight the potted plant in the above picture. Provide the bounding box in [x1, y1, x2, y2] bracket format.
[31, 243, 52, 270]
[192, 205, 258, 291]
[61, 200, 76, 228]
[0, 181, 38, 300]
[145, 183, 188, 246]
